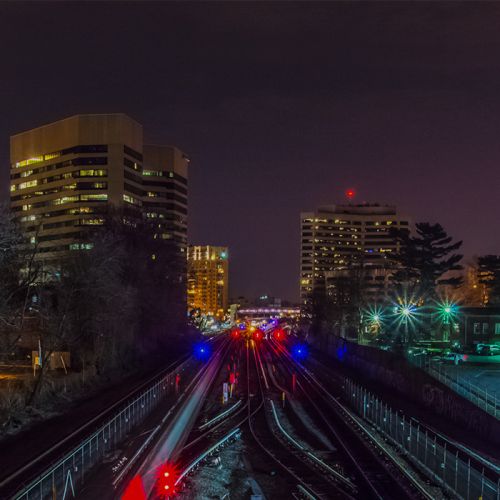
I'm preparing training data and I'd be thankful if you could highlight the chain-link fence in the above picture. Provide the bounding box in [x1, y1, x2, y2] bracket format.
[409, 355, 499, 419]
[14, 357, 191, 500]
[344, 378, 500, 500]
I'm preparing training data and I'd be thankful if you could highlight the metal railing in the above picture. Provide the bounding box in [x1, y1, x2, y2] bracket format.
[409, 355, 499, 419]
[175, 428, 241, 488]
[344, 378, 500, 500]
[14, 357, 191, 500]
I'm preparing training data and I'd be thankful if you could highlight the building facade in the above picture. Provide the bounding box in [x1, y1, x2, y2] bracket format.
[187, 246, 228, 319]
[456, 307, 500, 347]
[300, 204, 409, 308]
[10, 114, 189, 265]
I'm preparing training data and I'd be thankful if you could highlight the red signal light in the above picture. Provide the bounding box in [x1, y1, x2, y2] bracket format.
[231, 329, 240, 339]
[156, 463, 179, 497]
[122, 475, 146, 500]
[273, 328, 284, 341]
[253, 329, 263, 341]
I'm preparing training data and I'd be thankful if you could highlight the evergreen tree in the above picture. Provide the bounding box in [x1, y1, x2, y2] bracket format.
[389, 222, 463, 302]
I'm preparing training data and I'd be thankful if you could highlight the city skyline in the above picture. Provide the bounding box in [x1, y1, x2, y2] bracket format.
[2, 3, 500, 301]
[1, 4, 499, 500]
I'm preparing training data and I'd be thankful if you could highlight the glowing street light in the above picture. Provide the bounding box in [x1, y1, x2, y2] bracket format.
[362, 306, 384, 342]
[437, 301, 458, 342]
[396, 303, 416, 344]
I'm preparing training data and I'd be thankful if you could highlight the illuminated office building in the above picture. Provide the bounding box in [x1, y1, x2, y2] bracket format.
[187, 246, 229, 319]
[300, 204, 409, 308]
[10, 114, 189, 266]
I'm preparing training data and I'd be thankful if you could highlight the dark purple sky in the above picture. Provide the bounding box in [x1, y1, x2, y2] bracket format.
[2, 2, 500, 302]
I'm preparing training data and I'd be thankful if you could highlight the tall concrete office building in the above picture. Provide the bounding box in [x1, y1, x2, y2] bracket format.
[300, 204, 409, 308]
[187, 246, 229, 319]
[10, 114, 189, 264]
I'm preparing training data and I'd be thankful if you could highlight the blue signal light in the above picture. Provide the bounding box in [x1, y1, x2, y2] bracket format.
[194, 342, 211, 361]
[336, 344, 347, 361]
[291, 343, 309, 361]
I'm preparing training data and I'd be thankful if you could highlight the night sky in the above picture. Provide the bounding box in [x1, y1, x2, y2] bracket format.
[1, 2, 500, 302]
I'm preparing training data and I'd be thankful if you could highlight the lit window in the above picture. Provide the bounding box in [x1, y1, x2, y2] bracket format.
[53, 196, 79, 205]
[44, 152, 60, 161]
[143, 169, 162, 177]
[21, 215, 37, 222]
[80, 194, 108, 201]
[79, 169, 107, 177]
[80, 218, 104, 225]
[70, 243, 94, 251]
[18, 180, 38, 190]
[15, 156, 44, 168]
[123, 194, 140, 205]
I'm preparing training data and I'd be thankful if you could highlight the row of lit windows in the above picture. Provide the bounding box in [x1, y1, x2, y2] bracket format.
[12, 182, 107, 200]
[12, 157, 107, 180]
[14, 146, 107, 170]
[11, 170, 108, 190]
[20, 194, 108, 211]
[19, 206, 100, 223]
[302, 219, 406, 226]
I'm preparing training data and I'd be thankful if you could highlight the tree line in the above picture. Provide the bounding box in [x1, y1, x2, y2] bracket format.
[0, 205, 191, 404]
[308, 222, 500, 341]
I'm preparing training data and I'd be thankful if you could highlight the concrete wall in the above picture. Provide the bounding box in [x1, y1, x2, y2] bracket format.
[312, 333, 500, 447]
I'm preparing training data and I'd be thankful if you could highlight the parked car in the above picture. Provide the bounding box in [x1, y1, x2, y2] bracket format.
[476, 344, 500, 356]
[440, 352, 466, 365]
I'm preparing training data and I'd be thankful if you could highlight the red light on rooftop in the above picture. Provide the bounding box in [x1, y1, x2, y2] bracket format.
[346, 188, 355, 200]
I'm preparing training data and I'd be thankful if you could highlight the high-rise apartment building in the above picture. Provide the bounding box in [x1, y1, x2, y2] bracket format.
[10, 114, 188, 264]
[300, 204, 409, 308]
[187, 246, 228, 319]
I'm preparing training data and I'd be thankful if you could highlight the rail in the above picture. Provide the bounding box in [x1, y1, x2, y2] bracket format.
[344, 377, 500, 500]
[272, 340, 436, 500]
[12, 355, 192, 500]
[175, 428, 241, 487]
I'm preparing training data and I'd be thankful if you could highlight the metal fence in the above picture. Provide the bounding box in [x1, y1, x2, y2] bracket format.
[409, 355, 499, 419]
[14, 357, 191, 500]
[344, 378, 500, 500]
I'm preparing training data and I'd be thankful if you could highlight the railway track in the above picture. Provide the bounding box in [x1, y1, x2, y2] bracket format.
[268, 339, 436, 500]
[172, 336, 439, 499]
[247, 342, 355, 499]
[0, 348, 200, 499]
